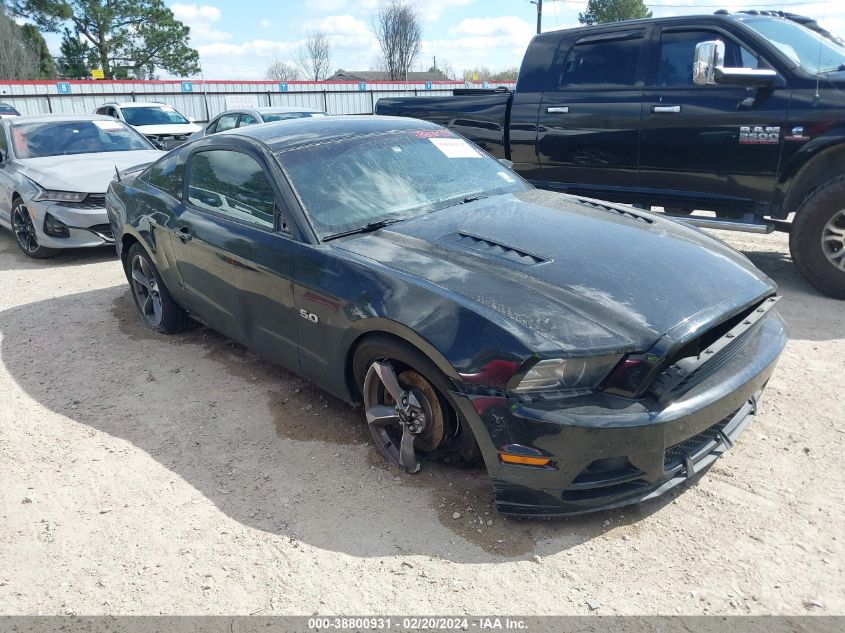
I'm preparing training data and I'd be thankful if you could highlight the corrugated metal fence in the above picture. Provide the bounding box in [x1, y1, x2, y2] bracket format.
[0, 79, 517, 122]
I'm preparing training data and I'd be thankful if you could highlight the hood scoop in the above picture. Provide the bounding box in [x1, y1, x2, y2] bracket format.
[440, 231, 548, 266]
[575, 198, 654, 224]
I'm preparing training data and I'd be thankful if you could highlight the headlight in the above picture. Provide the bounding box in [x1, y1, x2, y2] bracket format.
[512, 355, 624, 393]
[32, 190, 87, 203]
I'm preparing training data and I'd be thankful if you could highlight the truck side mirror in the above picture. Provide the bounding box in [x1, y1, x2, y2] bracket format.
[694, 39, 778, 88]
[693, 40, 725, 86]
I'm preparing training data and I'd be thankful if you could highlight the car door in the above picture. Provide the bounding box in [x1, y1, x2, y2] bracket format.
[535, 28, 650, 199]
[638, 26, 790, 212]
[0, 122, 14, 226]
[169, 144, 300, 370]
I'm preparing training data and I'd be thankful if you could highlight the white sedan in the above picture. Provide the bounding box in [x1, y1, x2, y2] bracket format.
[0, 114, 163, 258]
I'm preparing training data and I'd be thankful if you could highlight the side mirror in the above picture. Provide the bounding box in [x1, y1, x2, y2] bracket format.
[499, 158, 514, 169]
[693, 40, 725, 86]
[694, 40, 778, 88]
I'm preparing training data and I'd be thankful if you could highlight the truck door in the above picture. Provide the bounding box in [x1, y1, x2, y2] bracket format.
[639, 26, 790, 213]
[536, 28, 649, 202]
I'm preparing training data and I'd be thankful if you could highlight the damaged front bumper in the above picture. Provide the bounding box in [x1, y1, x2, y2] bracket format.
[28, 198, 114, 249]
[452, 308, 788, 517]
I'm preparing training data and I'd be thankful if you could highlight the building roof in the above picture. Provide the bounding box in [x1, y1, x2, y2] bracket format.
[326, 70, 447, 82]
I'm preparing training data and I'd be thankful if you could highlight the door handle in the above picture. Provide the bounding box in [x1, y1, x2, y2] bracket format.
[652, 105, 681, 113]
[174, 226, 192, 242]
[546, 106, 570, 114]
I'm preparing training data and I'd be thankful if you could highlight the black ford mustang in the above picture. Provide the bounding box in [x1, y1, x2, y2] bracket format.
[107, 116, 788, 516]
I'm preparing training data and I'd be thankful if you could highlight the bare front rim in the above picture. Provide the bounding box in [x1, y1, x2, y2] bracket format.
[822, 209, 845, 271]
[362, 361, 445, 474]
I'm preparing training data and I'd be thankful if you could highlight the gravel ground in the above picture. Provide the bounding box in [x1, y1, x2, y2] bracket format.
[0, 226, 842, 616]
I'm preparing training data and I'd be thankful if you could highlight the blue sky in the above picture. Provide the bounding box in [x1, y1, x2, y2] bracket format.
[43, 1, 845, 79]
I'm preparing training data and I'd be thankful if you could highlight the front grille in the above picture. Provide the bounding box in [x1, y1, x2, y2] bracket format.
[58, 194, 106, 209]
[649, 296, 778, 400]
[664, 414, 733, 471]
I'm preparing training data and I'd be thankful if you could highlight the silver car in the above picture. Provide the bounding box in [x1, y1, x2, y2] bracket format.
[0, 114, 163, 258]
[187, 106, 327, 141]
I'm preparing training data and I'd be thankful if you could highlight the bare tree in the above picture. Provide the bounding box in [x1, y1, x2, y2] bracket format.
[266, 50, 300, 80]
[0, 9, 39, 79]
[296, 31, 332, 81]
[372, 1, 421, 81]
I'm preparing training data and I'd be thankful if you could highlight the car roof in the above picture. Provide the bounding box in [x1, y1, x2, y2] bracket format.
[224, 115, 440, 152]
[214, 106, 325, 117]
[531, 11, 771, 42]
[101, 101, 170, 108]
[6, 114, 124, 125]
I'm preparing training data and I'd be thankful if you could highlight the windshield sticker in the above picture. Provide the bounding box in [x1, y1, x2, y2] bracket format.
[414, 129, 454, 138]
[429, 137, 481, 158]
[497, 171, 516, 182]
[739, 125, 780, 145]
[94, 120, 123, 131]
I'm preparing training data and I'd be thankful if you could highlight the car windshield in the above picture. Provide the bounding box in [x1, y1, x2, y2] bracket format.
[11, 120, 152, 158]
[276, 129, 528, 238]
[261, 112, 326, 122]
[742, 17, 845, 73]
[121, 105, 190, 126]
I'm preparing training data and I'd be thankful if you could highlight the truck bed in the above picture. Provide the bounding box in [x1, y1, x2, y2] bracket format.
[375, 91, 512, 159]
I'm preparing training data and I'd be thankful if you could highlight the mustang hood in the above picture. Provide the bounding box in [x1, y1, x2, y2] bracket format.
[336, 190, 776, 353]
[17, 150, 163, 194]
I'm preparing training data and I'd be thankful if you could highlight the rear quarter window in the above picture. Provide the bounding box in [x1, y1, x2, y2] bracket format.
[559, 35, 643, 87]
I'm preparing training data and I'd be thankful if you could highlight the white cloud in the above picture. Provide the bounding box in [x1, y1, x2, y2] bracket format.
[421, 16, 535, 76]
[306, 0, 348, 11]
[171, 3, 232, 43]
[171, 3, 222, 23]
[260, 19, 273, 29]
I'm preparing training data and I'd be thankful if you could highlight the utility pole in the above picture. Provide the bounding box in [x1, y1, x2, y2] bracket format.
[531, 0, 543, 35]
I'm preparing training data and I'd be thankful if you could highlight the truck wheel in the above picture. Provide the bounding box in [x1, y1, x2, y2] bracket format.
[790, 176, 845, 299]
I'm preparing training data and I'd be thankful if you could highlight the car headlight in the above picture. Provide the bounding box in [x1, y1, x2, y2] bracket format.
[32, 190, 87, 203]
[512, 355, 624, 393]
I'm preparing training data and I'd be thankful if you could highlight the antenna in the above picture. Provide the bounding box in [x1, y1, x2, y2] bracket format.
[814, 3, 827, 99]
[114, 165, 121, 182]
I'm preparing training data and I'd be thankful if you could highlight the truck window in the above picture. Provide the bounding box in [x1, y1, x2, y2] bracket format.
[559, 36, 642, 87]
[656, 30, 761, 86]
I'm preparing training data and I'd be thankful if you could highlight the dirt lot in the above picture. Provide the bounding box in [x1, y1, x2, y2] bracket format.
[0, 226, 842, 616]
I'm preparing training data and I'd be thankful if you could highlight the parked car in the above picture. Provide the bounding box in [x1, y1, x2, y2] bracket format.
[0, 103, 21, 119]
[108, 116, 787, 516]
[188, 106, 327, 140]
[94, 102, 201, 150]
[376, 10, 845, 299]
[0, 114, 162, 258]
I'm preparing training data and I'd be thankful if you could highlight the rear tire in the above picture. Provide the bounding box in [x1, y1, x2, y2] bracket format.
[126, 242, 192, 333]
[353, 335, 481, 468]
[790, 176, 845, 299]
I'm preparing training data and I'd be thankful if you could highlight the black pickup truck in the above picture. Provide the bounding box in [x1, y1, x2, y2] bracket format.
[376, 11, 845, 298]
